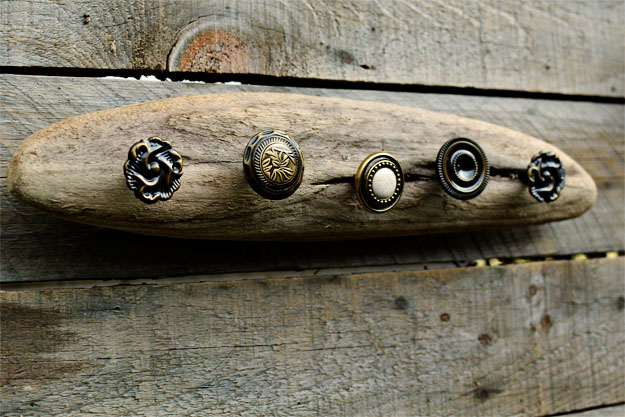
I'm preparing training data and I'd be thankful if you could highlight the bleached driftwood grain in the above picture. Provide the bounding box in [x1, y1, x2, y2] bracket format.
[7, 92, 596, 240]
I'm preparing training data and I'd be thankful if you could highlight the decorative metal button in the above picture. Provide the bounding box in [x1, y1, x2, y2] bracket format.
[243, 130, 304, 200]
[436, 138, 489, 200]
[527, 151, 565, 203]
[355, 153, 404, 212]
[124, 137, 183, 204]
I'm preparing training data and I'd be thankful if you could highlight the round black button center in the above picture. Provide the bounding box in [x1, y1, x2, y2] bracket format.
[451, 150, 478, 183]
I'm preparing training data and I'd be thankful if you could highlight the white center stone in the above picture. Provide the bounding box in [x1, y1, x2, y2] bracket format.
[371, 167, 397, 199]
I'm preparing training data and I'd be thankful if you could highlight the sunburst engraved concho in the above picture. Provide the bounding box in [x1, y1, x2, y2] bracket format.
[243, 130, 304, 199]
[124, 137, 183, 204]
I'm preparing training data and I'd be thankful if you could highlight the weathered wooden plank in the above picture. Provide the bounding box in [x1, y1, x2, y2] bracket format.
[6, 92, 595, 240]
[1, 0, 623, 96]
[565, 404, 625, 417]
[1, 258, 623, 416]
[1, 74, 623, 282]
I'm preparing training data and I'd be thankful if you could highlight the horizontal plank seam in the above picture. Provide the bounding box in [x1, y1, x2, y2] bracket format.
[1, 254, 622, 292]
[542, 401, 625, 417]
[1, 66, 623, 104]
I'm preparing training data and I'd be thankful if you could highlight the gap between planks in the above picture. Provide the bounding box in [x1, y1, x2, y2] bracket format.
[1, 254, 622, 292]
[546, 402, 625, 417]
[0, 67, 623, 104]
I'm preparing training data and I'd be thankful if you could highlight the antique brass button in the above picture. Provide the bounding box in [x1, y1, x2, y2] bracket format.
[243, 130, 304, 200]
[527, 151, 565, 203]
[124, 137, 183, 203]
[436, 138, 489, 200]
[355, 153, 404, 212]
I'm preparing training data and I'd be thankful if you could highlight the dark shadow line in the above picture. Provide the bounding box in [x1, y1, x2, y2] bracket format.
[1, 66, 623, 104]
[541, 402, 624, 417]
[0, 252, 622, 291]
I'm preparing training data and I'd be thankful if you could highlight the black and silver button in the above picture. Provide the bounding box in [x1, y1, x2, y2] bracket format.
[436, 138, 489, 200]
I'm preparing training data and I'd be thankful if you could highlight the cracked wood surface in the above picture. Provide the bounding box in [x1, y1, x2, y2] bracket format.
[1, 75, 623, 282]
[1, 258, 623, 416]
[1, 0, 623, 96]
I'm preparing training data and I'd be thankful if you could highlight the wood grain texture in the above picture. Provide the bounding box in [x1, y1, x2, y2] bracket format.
[1, 74, 623, 282]
[1, 258, 623, 416]
[6, 92, 596, 240]
[1, 0, 623, 96]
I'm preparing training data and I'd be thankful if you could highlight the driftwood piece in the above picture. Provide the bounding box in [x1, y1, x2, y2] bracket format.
[7, 92, 596, 240]
[1, 0, 623, 96]
[1, 258, 623, 416]
[1, 74, 622, 282]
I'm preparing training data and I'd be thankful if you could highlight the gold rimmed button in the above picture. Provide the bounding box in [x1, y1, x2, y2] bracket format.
[243, 130, 304, 200]
[355, 152, 404, 213]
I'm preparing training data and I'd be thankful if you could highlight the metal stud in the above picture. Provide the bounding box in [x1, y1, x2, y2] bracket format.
[527, 151, 565, 203]
[436, 138, 489, 200]
[124, 137, 183, 203]
[354, 152, 404, 213]
[243, 130, 304, 200]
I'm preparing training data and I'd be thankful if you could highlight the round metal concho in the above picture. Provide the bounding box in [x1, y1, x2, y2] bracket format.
[243, 130, 304, 200]
[436, 138, 489, 200]
[124, 137, 183, 204]
[355, 153, 404, 213]
[527, 151, 565, 203]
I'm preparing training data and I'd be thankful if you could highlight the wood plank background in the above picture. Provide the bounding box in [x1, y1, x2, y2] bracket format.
[1, 0, 623, 96]
[1, 0, 623, 416]
[2, 258, 623, 416]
